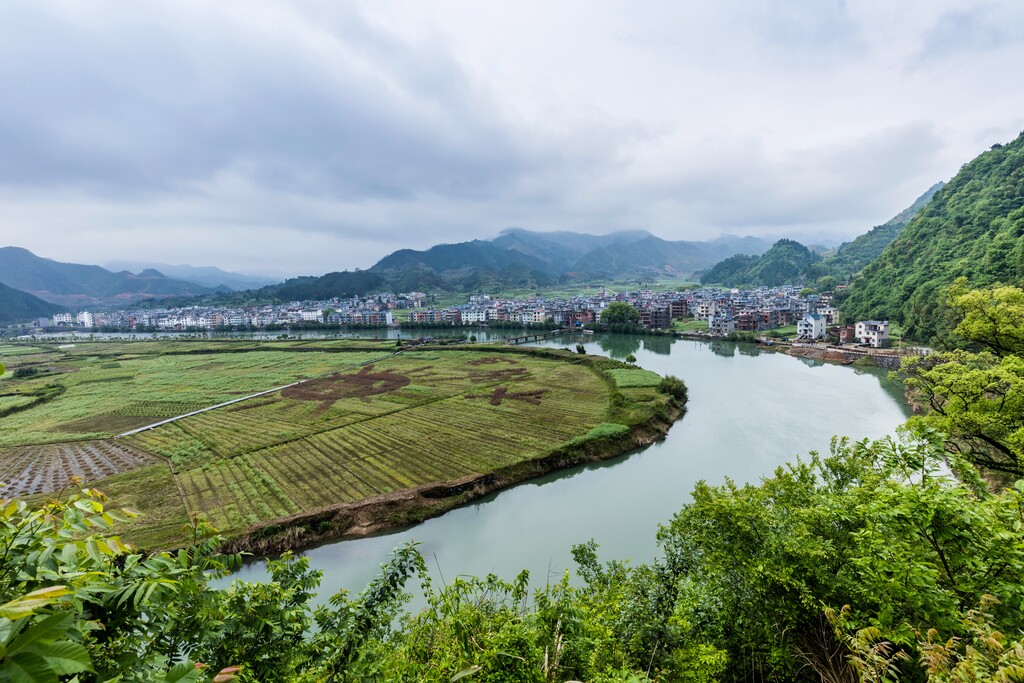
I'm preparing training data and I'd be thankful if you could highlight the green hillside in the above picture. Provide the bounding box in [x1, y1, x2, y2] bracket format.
[700, 239, 820, 286]
[823, 182, 944, 281]
[842, 134, 1024, 340]
[0, 281, 63, 324]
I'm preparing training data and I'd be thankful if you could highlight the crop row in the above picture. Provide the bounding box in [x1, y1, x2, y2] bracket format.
[0, 440, 156, 497]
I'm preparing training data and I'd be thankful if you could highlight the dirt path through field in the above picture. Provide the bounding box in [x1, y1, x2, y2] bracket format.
[116, 352, 401, 438]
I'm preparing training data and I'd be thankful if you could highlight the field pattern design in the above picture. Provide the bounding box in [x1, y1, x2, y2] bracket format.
[0, 440, 157, 497]
[126, 351, 611, 534]
[0, 340, 393, 447]
[0, 341, 668, 546]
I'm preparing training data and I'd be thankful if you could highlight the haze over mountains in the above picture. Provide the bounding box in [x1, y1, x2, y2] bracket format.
[103, 261, 280, 291]
[0, 247, 223, 307]
[368, 230, 773, 291]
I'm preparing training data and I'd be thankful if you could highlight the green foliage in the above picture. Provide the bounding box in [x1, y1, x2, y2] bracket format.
[606, 368, 662, 388]
[820, 182, 944, 285]
[0, 281, 63, 325]
[700, 239, 820, 287]
[656, 432, 1024, 682]
[843, 133, 1024, 341]
[946, 278, 1024, 357]
[601, 303, 641, 326]
[901, 282, 1024, 479]
[657, 375, 688, 403]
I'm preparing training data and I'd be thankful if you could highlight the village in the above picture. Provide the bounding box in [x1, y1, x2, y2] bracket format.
[29, 284, 894, 348]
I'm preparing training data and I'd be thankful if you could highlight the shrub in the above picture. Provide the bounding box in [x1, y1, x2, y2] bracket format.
[658, 375, 688, 403]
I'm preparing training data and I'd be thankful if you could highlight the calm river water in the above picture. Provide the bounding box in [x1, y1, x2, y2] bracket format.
[227, 333, 910, 602]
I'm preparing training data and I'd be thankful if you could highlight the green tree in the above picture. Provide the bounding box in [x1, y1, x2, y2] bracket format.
[901, 282, 1024, 479]
[946, 278, 1024, 357]
[656, 432, 1024, 682]
[601, 303, 641, 326]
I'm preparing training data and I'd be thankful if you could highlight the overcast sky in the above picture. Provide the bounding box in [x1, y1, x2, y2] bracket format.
[1, 1, 1021, 277]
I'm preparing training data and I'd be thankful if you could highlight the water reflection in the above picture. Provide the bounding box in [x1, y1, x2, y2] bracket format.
[641, 335, 672, 355]
[596, 335, 642, 357]
[707, 340, 737, 357]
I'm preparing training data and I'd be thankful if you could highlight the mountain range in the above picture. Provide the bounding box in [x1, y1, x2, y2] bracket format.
[103, 261, 279, 291]
[368, 229, 773, 291]
[698, 183, 945, 288]
[0, 247, 223, 307]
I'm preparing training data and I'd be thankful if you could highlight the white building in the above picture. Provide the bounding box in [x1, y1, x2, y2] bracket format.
[855, 320, 890, 348]
[796, 313, 826, 340]
[462, 308, 487, 324]
[53, 313, 73, 326]
[708, 310, 735, 336]
[76, 311, 94, 328]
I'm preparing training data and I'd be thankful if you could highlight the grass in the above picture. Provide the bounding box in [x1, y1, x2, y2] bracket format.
[673, 319, 707, 332]
[0, 339, 397, 446]
[606, 368, 663, 388]
[0, 340, 675, 548]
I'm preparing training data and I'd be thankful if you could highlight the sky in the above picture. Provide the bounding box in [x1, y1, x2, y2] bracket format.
[0, 1, 1022, 278]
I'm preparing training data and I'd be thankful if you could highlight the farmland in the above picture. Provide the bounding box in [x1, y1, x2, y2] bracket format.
[0, 339, 682, 549]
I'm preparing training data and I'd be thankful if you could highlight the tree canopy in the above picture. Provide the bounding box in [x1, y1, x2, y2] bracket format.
[600, 302, 641, 326]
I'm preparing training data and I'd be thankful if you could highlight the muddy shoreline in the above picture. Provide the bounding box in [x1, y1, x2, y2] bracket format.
[220, 402, 685, 556]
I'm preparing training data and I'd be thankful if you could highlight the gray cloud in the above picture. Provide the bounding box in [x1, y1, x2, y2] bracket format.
[0, 0, 1021, 276]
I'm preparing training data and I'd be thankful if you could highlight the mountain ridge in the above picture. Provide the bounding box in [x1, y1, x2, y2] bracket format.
[0, 247, 223, 307]
[842, 133, 1024, 340]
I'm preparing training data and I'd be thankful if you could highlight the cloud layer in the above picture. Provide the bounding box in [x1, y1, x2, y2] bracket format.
[1, 0, 1022, 276]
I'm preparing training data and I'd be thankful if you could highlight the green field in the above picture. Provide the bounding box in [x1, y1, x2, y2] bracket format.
[0, 339, 676, 548]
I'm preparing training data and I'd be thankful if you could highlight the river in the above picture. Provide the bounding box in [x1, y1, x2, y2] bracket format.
[226, 333, 910, 603]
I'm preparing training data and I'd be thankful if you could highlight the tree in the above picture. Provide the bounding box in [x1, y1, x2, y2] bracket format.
[901, 282, 1024, 479]
[656, 432, 1024, 682]
[946, 278, 1024, 357]
[816, 275, 838, 292]
[601, 303, 641, 326]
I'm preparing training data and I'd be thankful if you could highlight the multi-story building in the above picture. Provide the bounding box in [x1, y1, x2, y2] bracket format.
[855, 320, 890, 348]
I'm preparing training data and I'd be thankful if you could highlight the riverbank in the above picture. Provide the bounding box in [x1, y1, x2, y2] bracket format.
[221, 402, 684, 555]
[783, 343, 924, 370]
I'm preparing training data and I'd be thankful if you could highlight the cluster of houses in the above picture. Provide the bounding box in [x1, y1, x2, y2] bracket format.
[39, 285, 892, 348]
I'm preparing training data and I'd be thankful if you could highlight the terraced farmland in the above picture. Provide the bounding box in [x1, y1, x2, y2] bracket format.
[0, 340, 681, 548]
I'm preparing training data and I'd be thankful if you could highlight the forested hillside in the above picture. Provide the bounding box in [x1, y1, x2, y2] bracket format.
[842, 133, 1024, 340]
[699, 238, 820, 286]
[0, 282, 62, 324]
[823, 181, 944, 281]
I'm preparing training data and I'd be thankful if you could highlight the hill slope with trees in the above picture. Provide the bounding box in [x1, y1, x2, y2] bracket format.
[823, 181, 944, 281]
[842, 133, 1024, 340]
[0, 281, 63, 324]
[700, 238, 820, 286]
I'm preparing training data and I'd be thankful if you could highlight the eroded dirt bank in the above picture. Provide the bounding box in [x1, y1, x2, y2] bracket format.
[221, 403, 684, 556]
